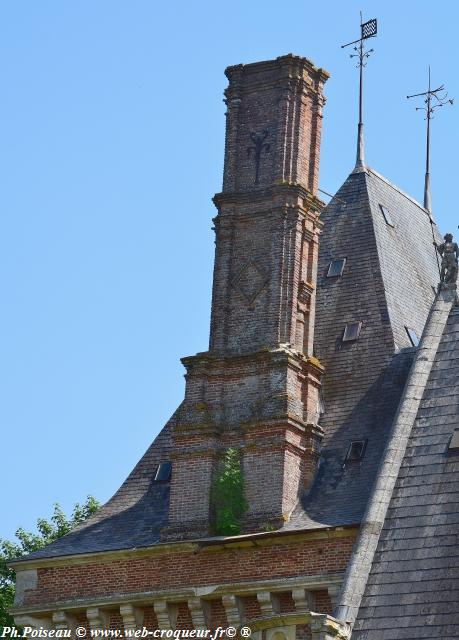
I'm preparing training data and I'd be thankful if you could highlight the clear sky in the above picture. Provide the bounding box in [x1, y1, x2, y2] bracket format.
[0, 0, 457, 542]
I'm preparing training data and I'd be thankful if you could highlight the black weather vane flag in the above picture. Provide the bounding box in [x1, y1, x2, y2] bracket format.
[341, 14, 378, 169]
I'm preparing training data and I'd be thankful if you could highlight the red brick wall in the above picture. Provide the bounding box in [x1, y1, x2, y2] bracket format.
[277, 591, 296, 614]
[23, 533, 355, 607]
[209, 203, 322, 358]
[108, 612, 124, 632]
[75, 613, 90, 633]
[314, 590, 332, 615]
[222, 56, 327, 194]
[142, 608, 159, 631]
[240, 595, 261, 620]
[209, 600, 228, 628]
[175, 603, 194, 630]
[167, 448, 217, 537]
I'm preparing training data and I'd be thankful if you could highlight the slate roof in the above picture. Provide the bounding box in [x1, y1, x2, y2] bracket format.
[352, 304, 459, 640]
[286, 166, 441, 531]
[16, 166, 442, 562]
[18, 417, 174, 561]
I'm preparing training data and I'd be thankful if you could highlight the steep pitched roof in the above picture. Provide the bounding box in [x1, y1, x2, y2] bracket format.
[353, 302, 459, 640]
[365, 168, 440, 348]
[286, 166, 441, 531]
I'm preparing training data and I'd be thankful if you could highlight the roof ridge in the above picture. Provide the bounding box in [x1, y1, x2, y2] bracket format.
[361, 170, 399, 352]
[334, 287, 456, 628]
[362, 166, 436, 221]
[363, 168, 441, 350]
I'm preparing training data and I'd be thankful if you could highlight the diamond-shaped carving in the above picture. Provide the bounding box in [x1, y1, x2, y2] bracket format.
[232, 261, 269, 304]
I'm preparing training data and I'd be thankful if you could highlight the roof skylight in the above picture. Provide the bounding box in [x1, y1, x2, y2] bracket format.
[327, 258, 347, 278]
[343, 322, 362, 342]
[154, 462, 172, 482]
[379, 204, 394, 227]
[344, 440, 367, 465]
[405, 326, 420, 347]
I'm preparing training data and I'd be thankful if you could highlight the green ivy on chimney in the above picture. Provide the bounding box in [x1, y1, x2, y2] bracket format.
[211, 448, 247, 536]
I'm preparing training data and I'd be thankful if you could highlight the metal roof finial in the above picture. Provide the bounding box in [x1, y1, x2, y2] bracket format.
[407, 67, 453, 213]
[342, 13, 378, 169]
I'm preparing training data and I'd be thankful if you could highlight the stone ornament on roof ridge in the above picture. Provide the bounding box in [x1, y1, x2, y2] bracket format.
[437, 232, 458, 286]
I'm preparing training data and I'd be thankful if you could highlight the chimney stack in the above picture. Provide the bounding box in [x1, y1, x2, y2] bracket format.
[163, 55, 329, 540]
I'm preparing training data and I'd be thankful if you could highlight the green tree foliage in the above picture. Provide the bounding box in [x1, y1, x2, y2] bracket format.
[0, 496, 99, 628]
[211, 448, 247, 536]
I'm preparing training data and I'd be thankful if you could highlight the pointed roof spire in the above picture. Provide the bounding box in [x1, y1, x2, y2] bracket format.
[407, 67, 453, 213]
[342, 14, 377, 169]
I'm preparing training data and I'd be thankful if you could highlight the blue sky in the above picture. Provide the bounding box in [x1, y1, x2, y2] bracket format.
[0, 0, 457, 541]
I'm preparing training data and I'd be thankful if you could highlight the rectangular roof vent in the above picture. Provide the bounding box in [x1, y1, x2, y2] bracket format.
[344, 440, 367, 466]
[405, 326, 420, 347]
[343, 321, 362, 342]
[449, 429, 459, 451]
[154, 462, 172, 482]
[379, 204, 395, 227]
[327, 258, 347, 278]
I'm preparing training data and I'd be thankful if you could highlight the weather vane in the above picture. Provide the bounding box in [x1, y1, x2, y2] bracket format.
[342, 13, 378, 169]
[407, 68, 453, 214]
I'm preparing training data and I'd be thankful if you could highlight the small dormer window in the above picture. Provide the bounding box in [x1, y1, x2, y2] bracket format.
[327, 258, 347, 278]
[405, 326, 419, 347]
[448, 429, 459, 452]
[154, 462, 172, 482]
[344, 440, 367, 465]
[380, 204, 394, 227]
[343, 322, 362, 342]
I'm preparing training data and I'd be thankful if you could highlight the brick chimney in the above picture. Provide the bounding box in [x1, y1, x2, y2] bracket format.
[163, 55, 328, 541]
